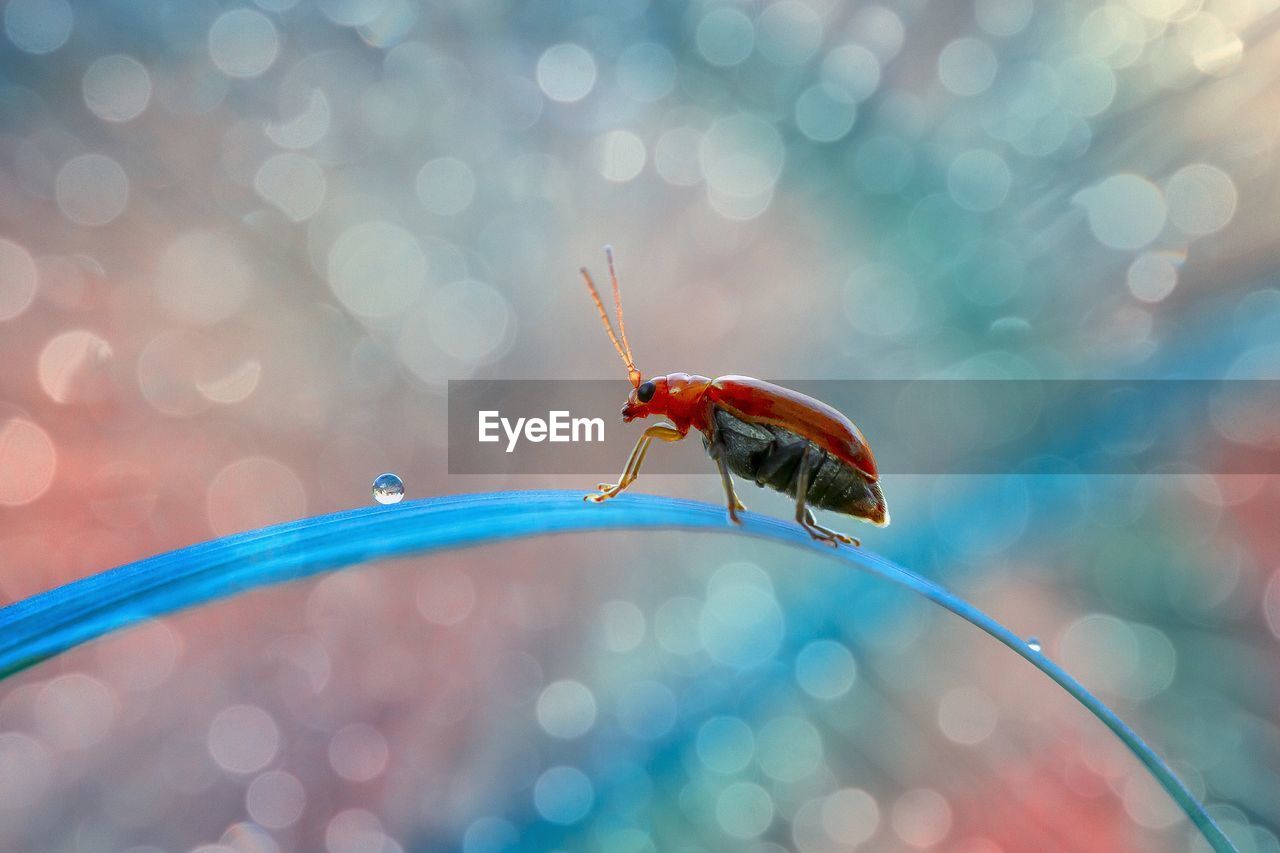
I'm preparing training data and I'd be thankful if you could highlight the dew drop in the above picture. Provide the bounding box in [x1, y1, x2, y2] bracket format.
[371, 473, 404, 505]
[1026, 636, 1042, 652]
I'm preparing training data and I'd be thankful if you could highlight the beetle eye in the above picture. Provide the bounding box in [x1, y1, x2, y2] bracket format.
[636, 381, 656, 403]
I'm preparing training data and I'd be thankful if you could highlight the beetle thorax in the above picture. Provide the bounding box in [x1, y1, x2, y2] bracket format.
[655, 373, 712, 432]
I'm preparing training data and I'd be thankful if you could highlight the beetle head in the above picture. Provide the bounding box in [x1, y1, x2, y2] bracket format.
[621, 376, 666, 422]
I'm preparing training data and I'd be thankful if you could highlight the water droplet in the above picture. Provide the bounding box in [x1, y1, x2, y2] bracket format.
[371, 473, 404, 505]
[1026, 636, 1042, 652]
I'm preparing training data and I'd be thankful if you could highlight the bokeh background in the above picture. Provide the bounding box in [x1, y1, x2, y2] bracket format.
[2, 0, 1280, 850]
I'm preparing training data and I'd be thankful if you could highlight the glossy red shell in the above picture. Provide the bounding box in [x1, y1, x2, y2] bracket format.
[705, 376, 879, 482]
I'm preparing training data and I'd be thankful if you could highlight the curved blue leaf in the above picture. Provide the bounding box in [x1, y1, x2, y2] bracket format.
[0, 490, 1234, 851]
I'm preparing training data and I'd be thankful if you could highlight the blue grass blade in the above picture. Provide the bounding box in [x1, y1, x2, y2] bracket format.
[0, 490, 1235, 852]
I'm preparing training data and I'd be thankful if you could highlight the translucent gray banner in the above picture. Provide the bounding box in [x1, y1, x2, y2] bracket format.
[447, 380, 1280, 475]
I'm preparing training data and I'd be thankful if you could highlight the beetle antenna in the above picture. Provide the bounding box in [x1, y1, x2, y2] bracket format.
[603, 245, 635, 373]
[580, 261, 641, 387]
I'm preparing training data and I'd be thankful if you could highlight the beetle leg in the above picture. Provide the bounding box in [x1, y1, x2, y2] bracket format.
[611, 424, 678, 490]
[586, 424, 683, 502]
[710, 446, 747, 513]
[794, 447, 847, 548]
[705, 411, 747, 521]
[594, 434, 650, 493]
[712, 451, 745, 524]
[804, 508, 859, 547]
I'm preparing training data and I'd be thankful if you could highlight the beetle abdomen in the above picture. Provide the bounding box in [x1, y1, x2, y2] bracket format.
[704, 408, 887, 525]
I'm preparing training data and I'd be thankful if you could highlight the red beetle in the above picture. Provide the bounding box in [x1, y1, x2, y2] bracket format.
[580, 248, 888, 547]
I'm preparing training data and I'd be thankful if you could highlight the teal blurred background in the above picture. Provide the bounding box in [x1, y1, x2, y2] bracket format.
[1, 0, 1279, 850]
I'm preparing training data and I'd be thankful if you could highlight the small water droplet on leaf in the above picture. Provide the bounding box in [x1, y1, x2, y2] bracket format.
[372, 473, 404, 505]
